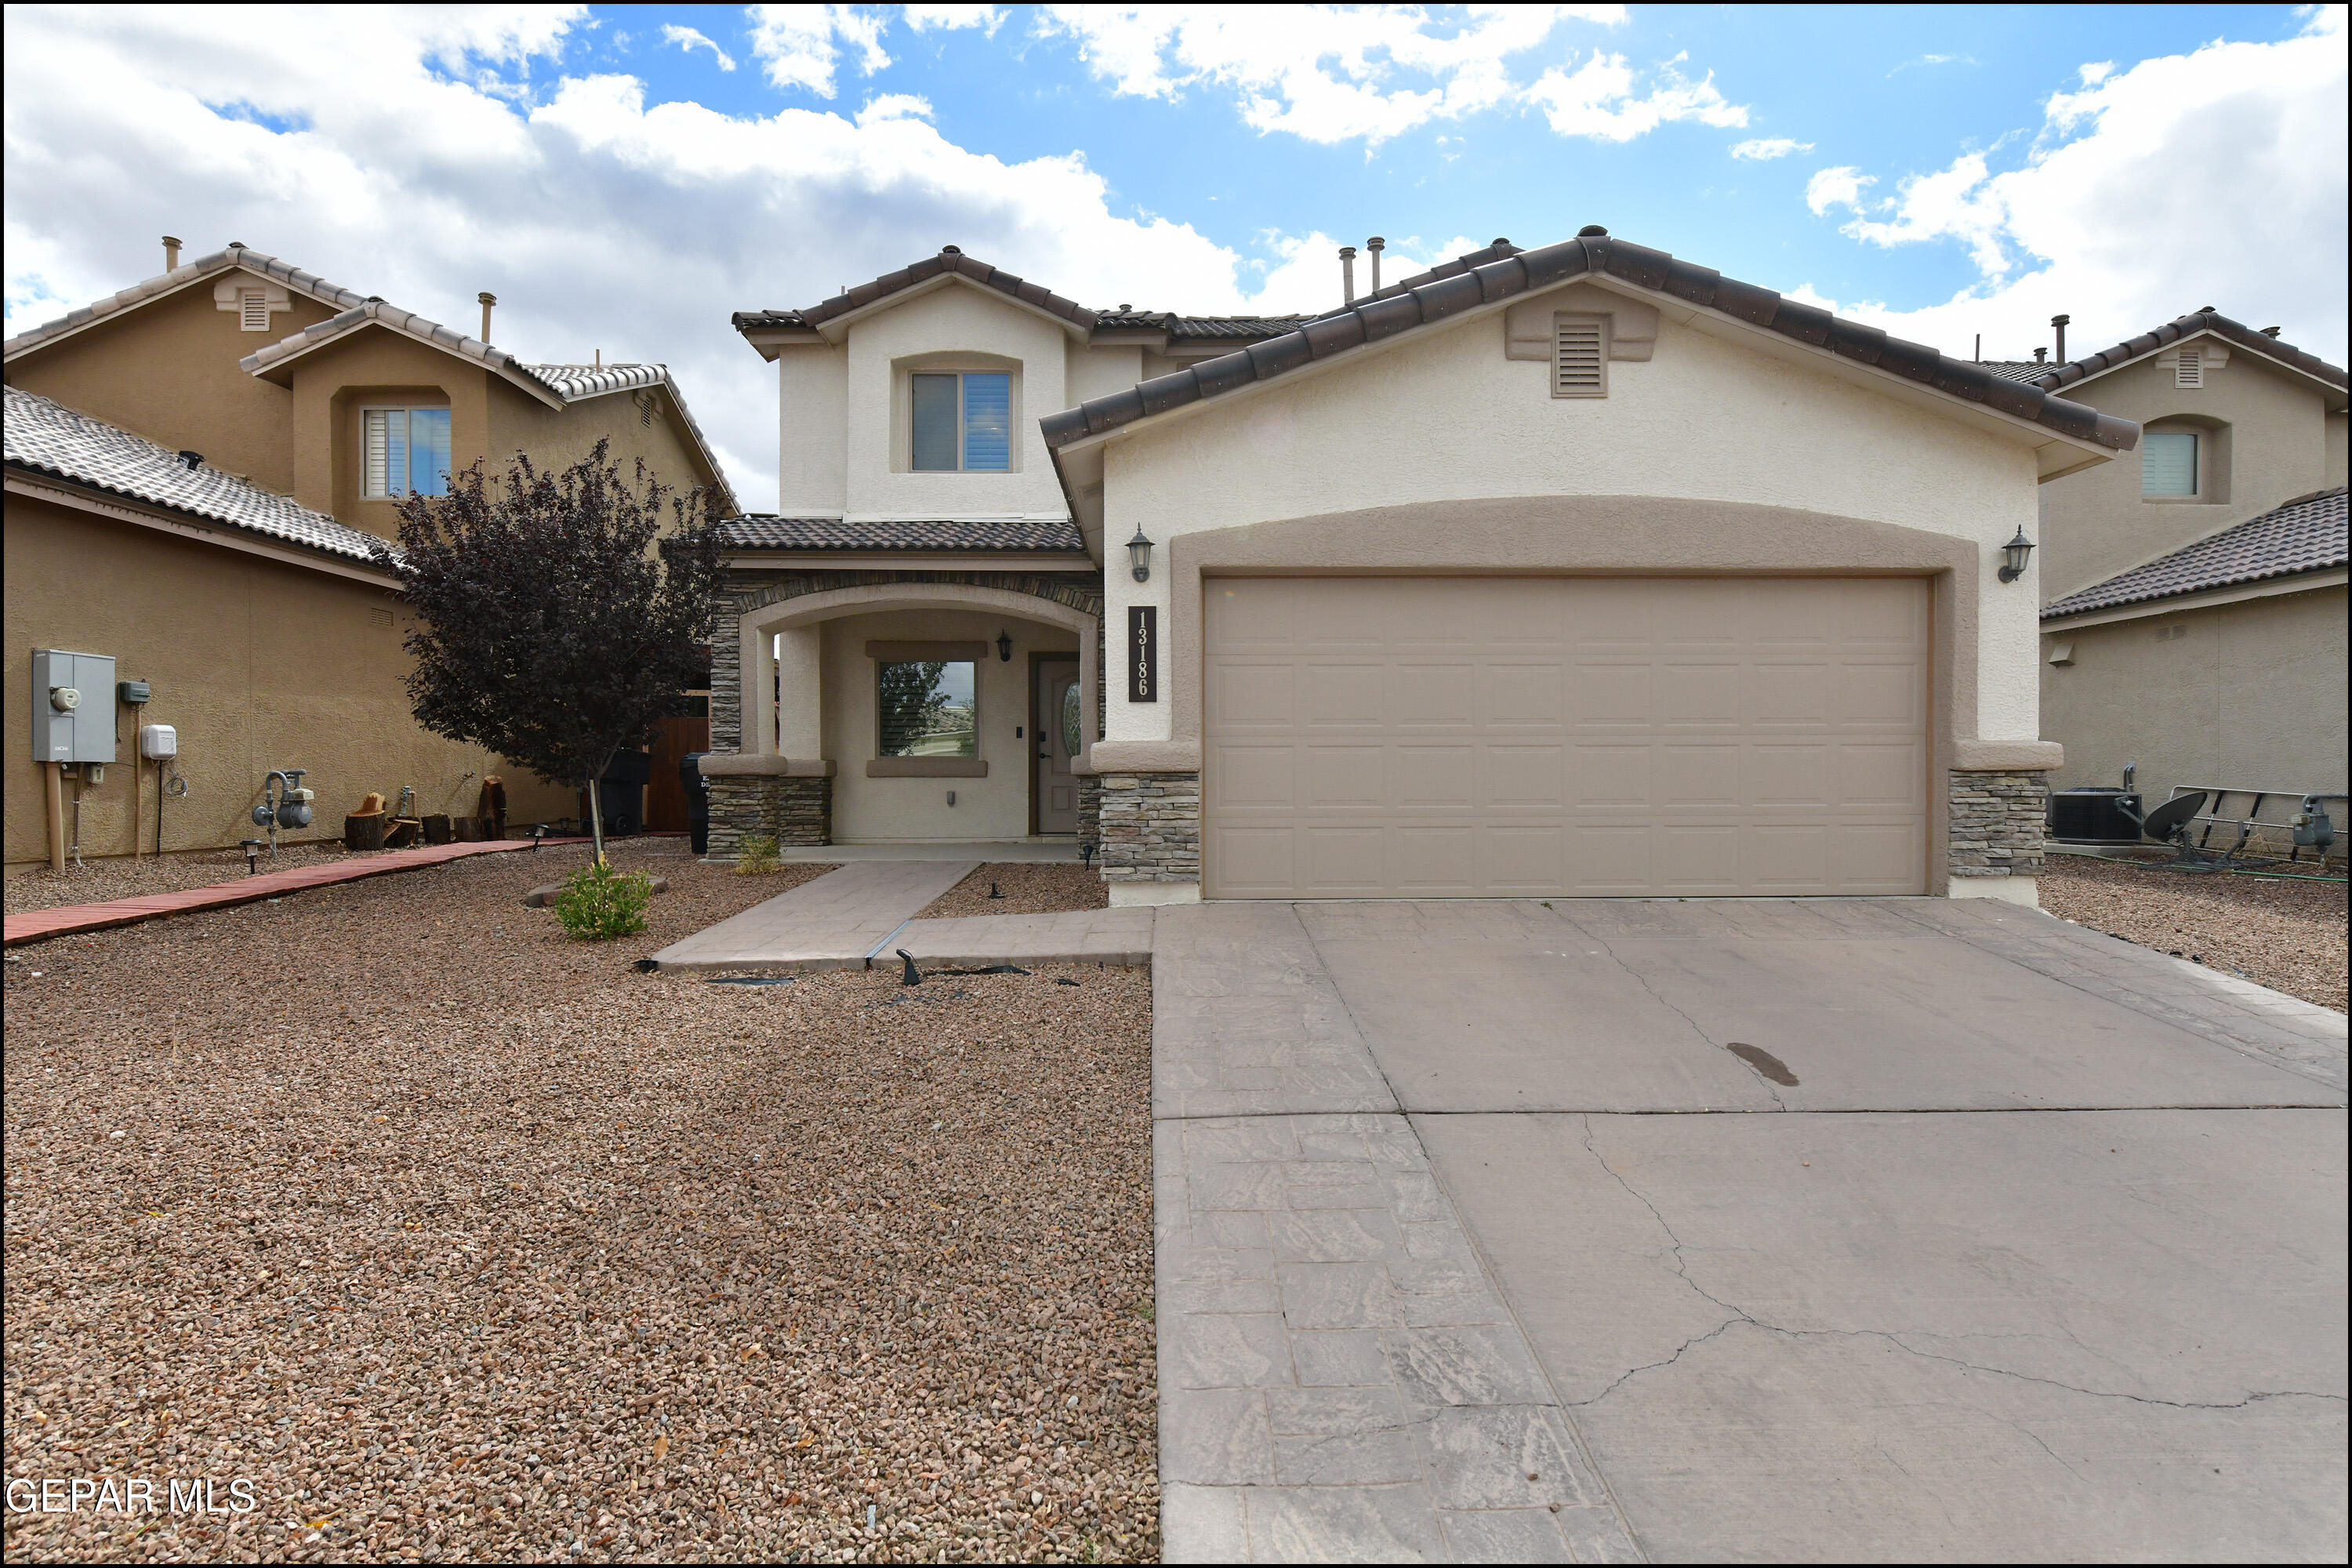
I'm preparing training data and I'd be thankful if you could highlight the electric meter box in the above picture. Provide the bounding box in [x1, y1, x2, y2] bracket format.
[31, 649, 116, 764]
[139, 724, 179, 761]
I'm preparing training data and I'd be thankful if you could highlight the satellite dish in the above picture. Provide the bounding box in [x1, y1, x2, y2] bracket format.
[2140, 790, 2205, 844]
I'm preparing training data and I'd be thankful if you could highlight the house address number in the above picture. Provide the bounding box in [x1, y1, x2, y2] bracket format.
[1128, 605, 1157, 703]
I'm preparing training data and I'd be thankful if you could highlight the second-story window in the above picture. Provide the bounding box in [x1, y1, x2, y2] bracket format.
[363, 407, 453, 499]
[2141, 430, 2198, 497]
[911, 372, 1011, 472]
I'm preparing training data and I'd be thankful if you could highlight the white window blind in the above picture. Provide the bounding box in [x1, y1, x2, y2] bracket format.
[2176, 349, 2202, 388]
[1554, 315, 1606, 397]
[2142, 430, 2198, 496]
[238, 289, 270, 332]
[362, 407, 453, 499]
[910, 372, 1013, 470]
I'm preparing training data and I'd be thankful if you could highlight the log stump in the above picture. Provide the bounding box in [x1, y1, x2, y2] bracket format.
[344, 812, 387, 851]
[423, 814, 453, 845]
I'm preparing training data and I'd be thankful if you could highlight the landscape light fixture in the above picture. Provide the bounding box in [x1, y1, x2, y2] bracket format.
[241, 838, 264, 876]
[1997, 526, 2036, 583]
[1127, 526, 1155, 583]
[996, 630, 1013, 662]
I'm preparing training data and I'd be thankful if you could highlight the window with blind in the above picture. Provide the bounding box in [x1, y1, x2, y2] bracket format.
[2141, 430, 2198, 497]
[1552, 314, 1607, 398]
[910, 372, 1012, 470]
[362, 407, 454, 499]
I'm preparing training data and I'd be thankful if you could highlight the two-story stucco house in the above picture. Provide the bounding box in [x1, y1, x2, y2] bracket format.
[1989, 312, 2346, 811]
[706, 230, 2140, 906]
[4, 240, 735, 872]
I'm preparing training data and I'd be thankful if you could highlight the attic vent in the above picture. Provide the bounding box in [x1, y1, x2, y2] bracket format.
[1552, 314, 1607, 398]
[2176, 348, 2202, 388]
[238, 289, 270, 332]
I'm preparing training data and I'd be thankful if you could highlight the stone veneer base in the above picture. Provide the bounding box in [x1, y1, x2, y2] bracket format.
[706, 772, 833, 859]
[1098, 771, 1201, 884]
[1947, 768, 2049, 882]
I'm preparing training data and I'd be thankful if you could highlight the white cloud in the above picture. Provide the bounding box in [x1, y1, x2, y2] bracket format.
[659, 24, 736, 72]
[1523, 49, 1748, 141]
[1804, 165, 1875, 214]
[1796, 9, 2347, 365]
[1240, 230, 1488, 314]
[1036, 4, 1640, 147]
[1730, 136, 1812, 161]
[749, 3, 891, 97]
[1888, 52, 1976, 76]
[903, 5, 1005, 34]
[2, 4, 1382, 509]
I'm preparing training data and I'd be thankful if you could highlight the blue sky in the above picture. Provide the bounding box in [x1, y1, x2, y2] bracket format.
[5, 5, 2344, 507]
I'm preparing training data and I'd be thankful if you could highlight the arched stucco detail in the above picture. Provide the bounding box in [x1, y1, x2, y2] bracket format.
[733, 581, 1098, 761]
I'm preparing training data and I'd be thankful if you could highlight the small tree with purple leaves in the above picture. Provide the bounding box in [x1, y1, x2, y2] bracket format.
[374, 440, 726, 866]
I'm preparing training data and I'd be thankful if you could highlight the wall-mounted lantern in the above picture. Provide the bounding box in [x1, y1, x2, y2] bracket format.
[1997, 526, 2036, 583]
[996, 630, 1013, 662]
[1127, 527, 1156, 583]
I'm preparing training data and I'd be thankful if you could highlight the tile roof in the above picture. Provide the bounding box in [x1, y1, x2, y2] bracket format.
[2042, 487, 2348, 619]
[2, 244, 369, 360]
[2011, 309, 2347, 397]
[5, 385, 387, 565]
[1039, 229, 2141, 454]
[717, 515, 1089, 553]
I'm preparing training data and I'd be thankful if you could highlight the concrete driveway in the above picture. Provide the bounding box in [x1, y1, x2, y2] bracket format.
[1151, 897, 2347, 1563]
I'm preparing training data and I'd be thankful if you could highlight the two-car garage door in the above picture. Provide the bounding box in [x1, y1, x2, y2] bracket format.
[1203, 576, 1930, 898]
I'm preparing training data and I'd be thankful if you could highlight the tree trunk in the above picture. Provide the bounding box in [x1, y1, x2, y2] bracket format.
[587, 776, 607, 866]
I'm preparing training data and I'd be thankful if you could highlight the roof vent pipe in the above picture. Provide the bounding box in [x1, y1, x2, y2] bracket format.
[162, 236, 181, 270]
[1367, 236, 1384, 296]
[478, 292, 496, 343]
[1339, 245, 1356, 306]
[2034, 347, 2047, 364]
[2050, 313, 2069, 363]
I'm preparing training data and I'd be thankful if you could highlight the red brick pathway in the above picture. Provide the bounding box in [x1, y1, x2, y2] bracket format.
[5, 837, 589, 947]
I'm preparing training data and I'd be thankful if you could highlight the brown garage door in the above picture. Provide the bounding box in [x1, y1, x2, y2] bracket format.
[1203, 576, 1929, 898]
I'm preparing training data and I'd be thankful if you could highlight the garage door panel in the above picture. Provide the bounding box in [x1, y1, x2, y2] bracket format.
[1205, 576, 1929, 898]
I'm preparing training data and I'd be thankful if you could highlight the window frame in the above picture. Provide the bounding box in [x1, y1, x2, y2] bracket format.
[359, 404, 455, 500]
[874, 657, 980, 760]
[908, 369, 1014, 473]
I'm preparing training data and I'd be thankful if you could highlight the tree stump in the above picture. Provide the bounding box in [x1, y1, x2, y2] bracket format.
[344, 812, 388, 851]
[423, 814, 453, 845]
[452, 816, 484, 843]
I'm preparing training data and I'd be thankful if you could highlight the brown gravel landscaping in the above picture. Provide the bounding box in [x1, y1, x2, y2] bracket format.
[4, 839, 1160, 1563]
[5, 840, 383, 916]
[918, 864, 1111, 921]
[2038, 851, 2349, 1012]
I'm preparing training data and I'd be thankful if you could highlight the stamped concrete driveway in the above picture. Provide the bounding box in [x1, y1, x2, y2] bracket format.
[1152, 897, 2347, 1563]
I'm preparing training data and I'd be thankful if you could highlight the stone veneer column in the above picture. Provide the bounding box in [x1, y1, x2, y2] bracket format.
[709, 604, 742, 752]
[702, 768, 832, 859]
[1947, 768, 2049, 880]
[1076, 776, 1102, 858]
[1097, 772, 1200, 883]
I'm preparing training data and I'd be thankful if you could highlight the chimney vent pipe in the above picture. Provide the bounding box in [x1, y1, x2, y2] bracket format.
[2050, 313, 2070, 363]
[1339, 245, 1356, 306]
[2034, 347, 2047, 364]
[162, 236, 181, 270]
[478, 291, 497, 343]
[1367, 235, 1385, 296]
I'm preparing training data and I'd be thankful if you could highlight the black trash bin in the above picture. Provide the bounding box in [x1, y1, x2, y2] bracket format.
[680, 751, 711, 855]
[593, 750, 653, 837]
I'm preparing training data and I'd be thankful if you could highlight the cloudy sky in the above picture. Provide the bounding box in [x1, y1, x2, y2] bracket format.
[5, 4, 2343, 510]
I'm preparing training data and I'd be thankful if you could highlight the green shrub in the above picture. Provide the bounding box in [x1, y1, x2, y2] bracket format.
[554, 860, 652, 940]
[735, 835, 781, 875]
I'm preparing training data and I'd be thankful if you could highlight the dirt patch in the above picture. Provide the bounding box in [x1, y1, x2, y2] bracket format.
[2038, 852, 2348, 1013]
[919, 863, 1110, 920]
[2, 839, 1158, 1563]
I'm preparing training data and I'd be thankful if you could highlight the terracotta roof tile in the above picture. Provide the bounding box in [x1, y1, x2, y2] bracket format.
[1039, 230, 2142, 454]
[717, 515, 1087, 553]
[2016, 310, 2346, 395]
[2042, 488, 2348, 619]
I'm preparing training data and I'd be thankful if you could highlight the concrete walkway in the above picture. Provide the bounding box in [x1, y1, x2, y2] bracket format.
[781, 839, 1080, 864]
[1151, 898, 2347, 1563]
[647, 859, 978, 971]
[2, 837, 588, 947]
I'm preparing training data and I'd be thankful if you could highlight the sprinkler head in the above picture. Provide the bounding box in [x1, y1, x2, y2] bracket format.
[989, 881, 1004, 899]
[896, 949, 921, 986]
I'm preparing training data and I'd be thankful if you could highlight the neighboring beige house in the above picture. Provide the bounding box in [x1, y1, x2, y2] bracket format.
[1990, 311, 2347, 811]
[706, 230, 2137, 906]
[4, 241, 735, 873]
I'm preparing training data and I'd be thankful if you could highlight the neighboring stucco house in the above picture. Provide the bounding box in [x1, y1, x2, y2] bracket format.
[4, 241, 735, 872]
[706, 230, 2138, 906]
[1988, 312, 2347, 811]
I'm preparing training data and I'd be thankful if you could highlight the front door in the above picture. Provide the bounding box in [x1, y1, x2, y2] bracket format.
[1033, 657, 1080, 833]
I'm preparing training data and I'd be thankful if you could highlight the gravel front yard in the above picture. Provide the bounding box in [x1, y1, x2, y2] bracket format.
[2038, 851, 2348, 1012]
[918, 865, 1110, 920]
[5, 840, 381, 916]
[4, 840, 1159, 1563]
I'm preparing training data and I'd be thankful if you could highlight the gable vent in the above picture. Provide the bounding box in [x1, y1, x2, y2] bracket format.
[238, 289, 270, 332]
[2176, 348, 2202, 388]
[1553, 314, 1606, 398]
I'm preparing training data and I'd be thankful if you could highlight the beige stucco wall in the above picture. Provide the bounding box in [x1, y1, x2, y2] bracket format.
[1096, 298, 2053, 752]
[776, 345, 850, 514]
[278, 328, 493, 541]
[488, 377, 723, 503]
[816, 608, 1077, 841]
[2033, 345, 2340, 601]
[5, 270, 338, 495]
[4, 494, 572, 872]
[2042, 585, 2348, 804]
